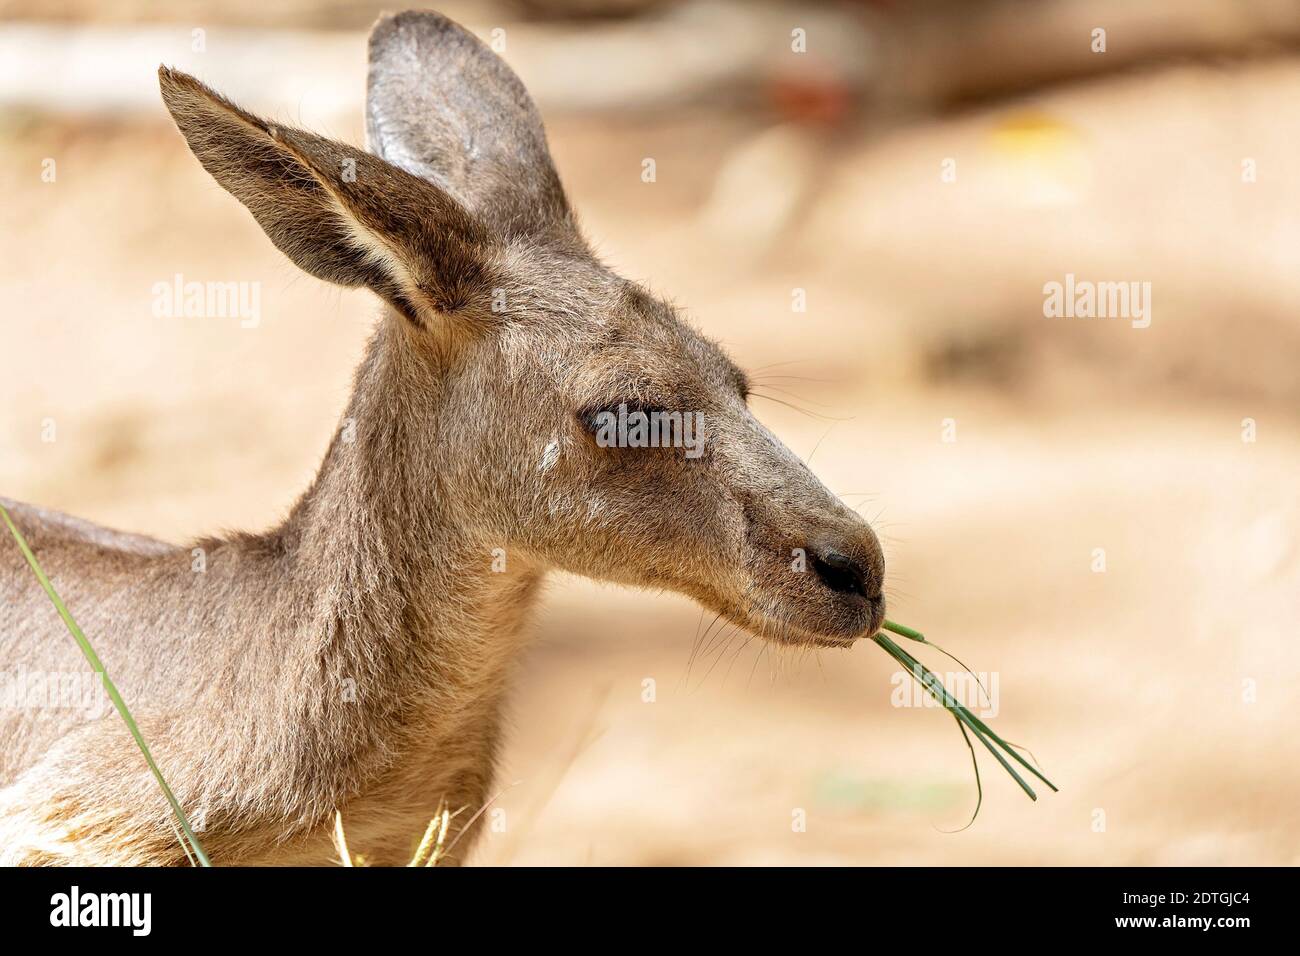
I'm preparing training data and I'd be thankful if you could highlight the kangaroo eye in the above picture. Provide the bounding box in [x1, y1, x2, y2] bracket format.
[577, 401, 666, 434]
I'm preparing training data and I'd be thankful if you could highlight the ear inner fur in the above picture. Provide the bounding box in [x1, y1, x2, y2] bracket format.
[158, 65, 497, 324]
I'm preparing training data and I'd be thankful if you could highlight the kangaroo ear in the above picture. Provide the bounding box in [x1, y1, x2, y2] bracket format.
[366, 11, 573, 239]
[158, 66, 496, 324]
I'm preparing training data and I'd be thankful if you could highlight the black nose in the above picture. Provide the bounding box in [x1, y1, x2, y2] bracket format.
[810, 549, 875, 600]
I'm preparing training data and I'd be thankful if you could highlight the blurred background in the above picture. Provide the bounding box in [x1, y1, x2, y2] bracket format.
[2, 0, 1298, 865]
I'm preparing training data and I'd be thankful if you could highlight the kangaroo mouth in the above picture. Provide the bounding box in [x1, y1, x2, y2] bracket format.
[690, 584, 884, 650]
[742, 594, 886, 648]
[721, 539, 886, 647]
[665, 542, 886, 648]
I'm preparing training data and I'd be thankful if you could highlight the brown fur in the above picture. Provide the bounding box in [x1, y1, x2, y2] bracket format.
[0, 11, 883, 865]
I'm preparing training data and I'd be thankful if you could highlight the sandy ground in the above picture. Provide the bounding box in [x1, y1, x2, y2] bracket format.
[2, 49, 1298, 864]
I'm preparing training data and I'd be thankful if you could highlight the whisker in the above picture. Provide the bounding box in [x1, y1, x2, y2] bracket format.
[698, 627, 743, 686]
[805, 423, 836, 466]
[746, 383, 835, 408]
[683, 608, 724, 688]
[749, 391, 851, 422]
[747, 358, 818, 374]
[748, 373, 833, 385]
[721, 632, 755, 686]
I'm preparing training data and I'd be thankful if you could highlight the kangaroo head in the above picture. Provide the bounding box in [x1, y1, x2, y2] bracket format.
[158, 11, 884, 647]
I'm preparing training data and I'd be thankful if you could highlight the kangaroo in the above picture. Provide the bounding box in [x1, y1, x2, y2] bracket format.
[0, 10, 884, 865]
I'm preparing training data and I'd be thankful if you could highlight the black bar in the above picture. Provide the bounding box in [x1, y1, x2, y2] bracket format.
[0, 866, 1282, 942]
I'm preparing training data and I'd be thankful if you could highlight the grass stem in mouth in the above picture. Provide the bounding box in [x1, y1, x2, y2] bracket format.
[883, 618, 991, 706]
[873, 623, 1057, 823]
[882, 619, 925, 642]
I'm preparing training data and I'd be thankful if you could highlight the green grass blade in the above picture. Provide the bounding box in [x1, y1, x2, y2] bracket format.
[882, 619, 925, 641]
[944, 695, 1058, 793]
[874, 632, 1041, 800]
[875, 634, 1030, 798]
[1, 504, 212, 866]
[949, 702, 1037, 800]
[165, 813, 197, 867]
[880, 623, 1058, 793]
[941, 715, 981, 832]
[883, 619, 991, 706]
